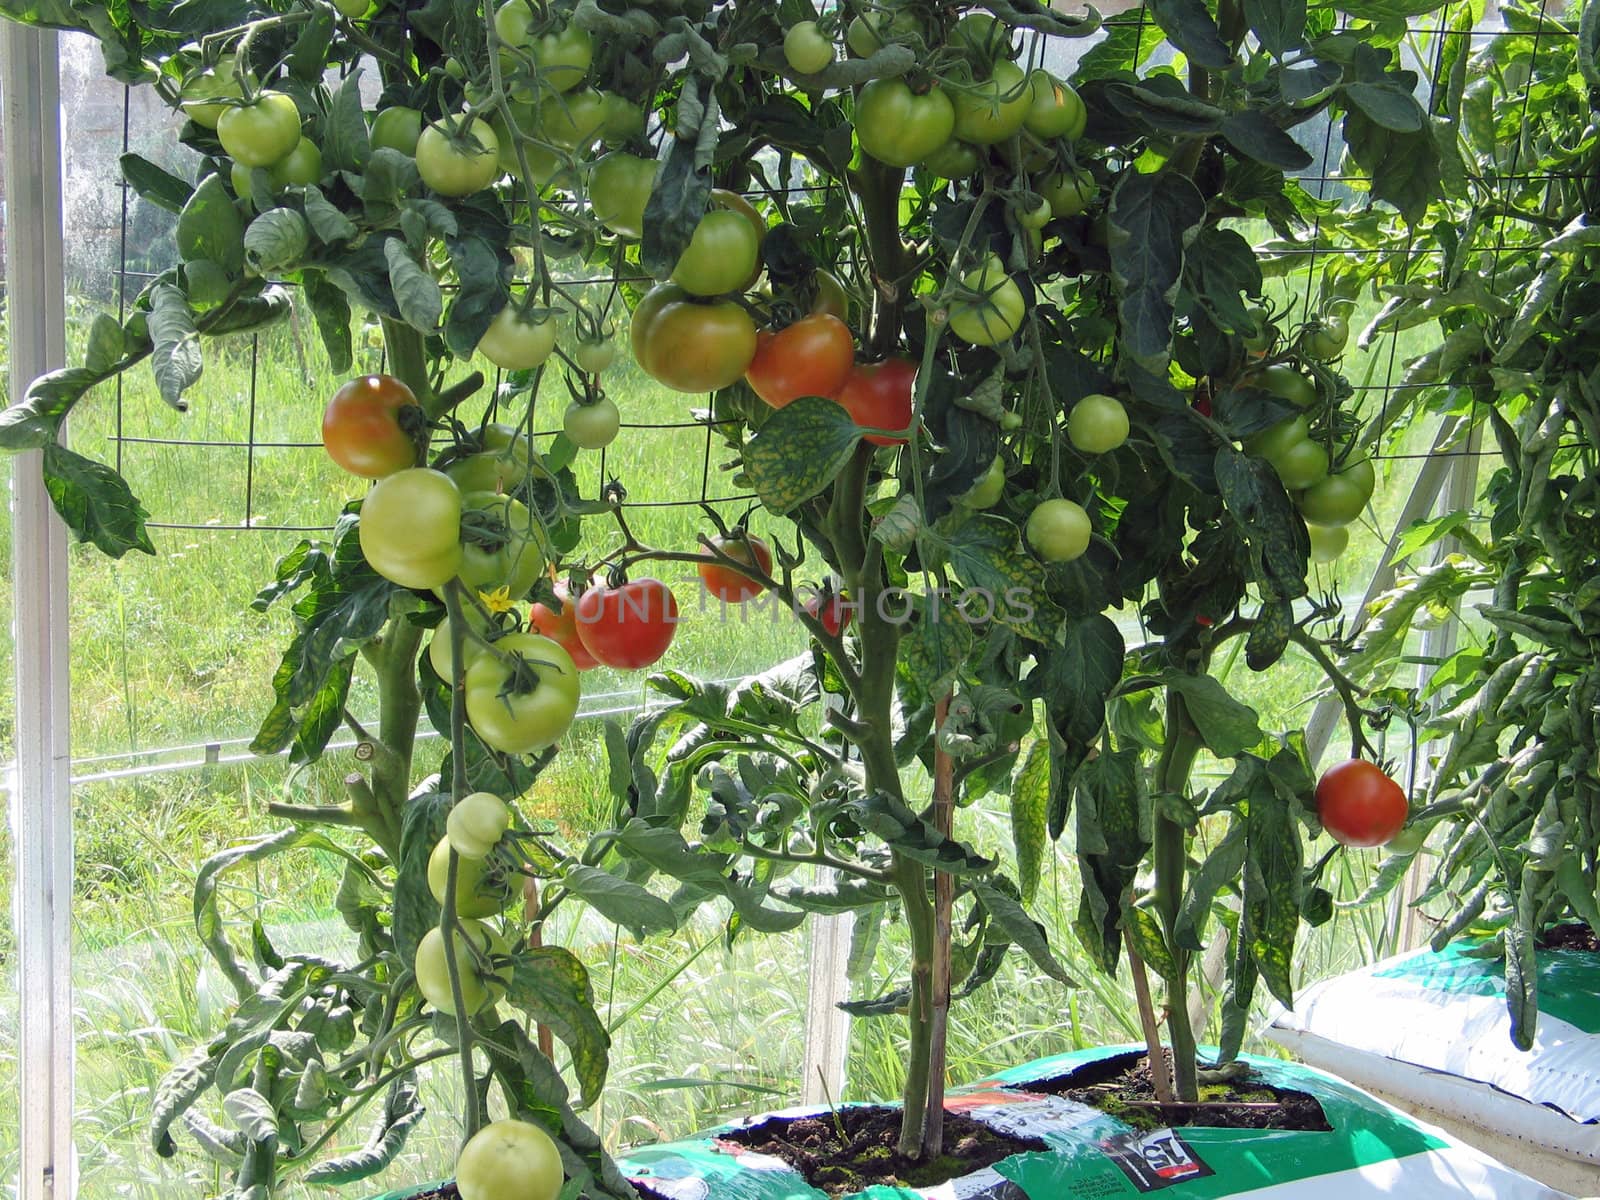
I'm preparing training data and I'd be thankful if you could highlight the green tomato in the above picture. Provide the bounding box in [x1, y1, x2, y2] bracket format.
[598, 92, 645, 144]
[447, 792, 513, 860]
[455, 1120, 565, 1200]
[1017, 196, 1053, 230]
[359, 468, 462, 589]
[589, 152, 658, 239]
[496, 7, 593, 93]
[950, 12, 1011, 64]
[1269, 437, 1330, 490]
[574, 339, 616, 374]
[1306, 522, 1349, 563]
[959, 456, 1006, 509]
[1038, 168, 1096, 218]
[1067, 394, 1129, 454]
[427, 612, 491, 682]
[370, 106, 422, 156]
[1241, 304, 1275, 354]
[238, 136, 321, 191]
[1026, 498, 1092, 563]
[180, 57, 250, 129]
[1024, 70, 1086, 140]
[845, 6, 921, 57]
[445, 423, 535, 494]
[947, 262, 1025, 345]
[465, 632, 581, 754]
[217, 91, 302, 168]
[1338, 454, 1377, 501]
[671, 209, 761, 297]
[478, 306, 557, 370]
[428, 837, 515, 919]
[921, 140, 981, 179]
[951, 61, 1031, 146]
[1303, 314, 1350, 360]
[459, 492, 546, 601]
[417, 118, 501, 196]
[1250, 363, 1318, 408]
[563, 396, 621, 450]
[333, 0, 370, 17]
[784, 20, 835, 75]
[854, 78, 956, 168]
[1245, 413, 1311, 460]
[1298, 472, 1369, 526]
[414, 918, 513, 1014]
[539, 88, 607, 151]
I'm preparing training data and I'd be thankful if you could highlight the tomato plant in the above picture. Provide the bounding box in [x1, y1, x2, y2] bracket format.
[322, 374, 423, 478]
[698, 533, 772, 604]
[574, 578, 678, 670]
[745, 314, 854, 409]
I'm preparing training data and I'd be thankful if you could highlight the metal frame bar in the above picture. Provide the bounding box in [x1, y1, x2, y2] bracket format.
[2, 22, 75, 1200]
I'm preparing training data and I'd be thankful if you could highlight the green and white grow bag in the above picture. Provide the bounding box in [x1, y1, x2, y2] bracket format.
[1267, 940, 1600, 1194]
[614, 1046, 1570, 1199]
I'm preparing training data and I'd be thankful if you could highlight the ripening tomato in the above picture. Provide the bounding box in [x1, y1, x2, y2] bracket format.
[632, 290, 758, 393]
[574, 578, 679, 669]
[834, 358, 915, 446]
[529, 581, 600, 670]
[322, 374, 424, 478]
[1316, 759, 1408, 848]
[745, 314, 854, 409]
[803, 589, 851, 637]
[698, 533, 772, 604]
[359, 469, 463, 589]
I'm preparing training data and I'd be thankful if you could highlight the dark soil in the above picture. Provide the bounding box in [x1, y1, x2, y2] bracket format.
[716, 1105, 1047, 1197]
[1011, 1050, 1332, 1133]
[1537, 923, 1600, 953]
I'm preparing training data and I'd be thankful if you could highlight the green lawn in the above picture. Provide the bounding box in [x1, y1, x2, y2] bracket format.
[0, 252, 1462, 1199]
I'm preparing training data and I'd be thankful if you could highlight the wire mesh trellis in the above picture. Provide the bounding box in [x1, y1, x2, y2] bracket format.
[3, 1, 1593, 1198]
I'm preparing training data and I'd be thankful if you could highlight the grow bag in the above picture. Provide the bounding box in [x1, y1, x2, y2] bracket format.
[1266, 939, 1600, 1194]
[615, 1045, 1570, 1199]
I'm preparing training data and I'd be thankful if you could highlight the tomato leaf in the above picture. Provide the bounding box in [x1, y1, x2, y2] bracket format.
[1221, 110, 1314, 170]
[1244, 0, 1306, 55]
[443, 233, 505, 357]
[302, 1077, 424, 1185]
[847, 792, 994, 875]
[946, 515, 1063, 643]
[1174, 818, 1248, 951]
[901, 596, 975, 697]
[742, 394, 862, 513]
[641, 75, 719, 278]
[1340, 108, 1442, 224]
[176, 174, 244, 273]
[302, 270, 353, 374]
[973, 880, 1076, 984]
[1036, 614, 1125, 835]
[148, 282, 203, 409]
[392, 792, 449, 969]
[1109, 171, 1207, 369]
[120, 151, 193, 213]
[320, 72, 371, 175]
[1164, 673, 1264, 758]
[1244, 775, 1302, 1007]
[1146, 0, 1233, 67]
[1185, 226, 1265, 336]
[1011, 739, 1050, 904]
[383, 238, 442, 332]
[559, 865, 679, 939]
[42, 442, 156, 557]
[508, 950, 611, 1109]
[1072, 749, 1150, 973]
[1214, 445, 1310, 600]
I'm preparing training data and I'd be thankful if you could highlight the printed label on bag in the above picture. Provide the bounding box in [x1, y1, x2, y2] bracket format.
[1100, 1128, 1213, 1191]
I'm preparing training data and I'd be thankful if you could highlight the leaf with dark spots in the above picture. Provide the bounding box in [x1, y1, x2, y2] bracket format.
[1109, 171, 1208, 369]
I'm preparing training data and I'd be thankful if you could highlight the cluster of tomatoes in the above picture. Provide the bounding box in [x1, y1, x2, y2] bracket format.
[1236, 314, 1374, 563]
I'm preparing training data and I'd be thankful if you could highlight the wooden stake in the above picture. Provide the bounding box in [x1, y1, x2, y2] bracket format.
[1124, 931, 1176, 1105]
[922, 694, 955, 1157]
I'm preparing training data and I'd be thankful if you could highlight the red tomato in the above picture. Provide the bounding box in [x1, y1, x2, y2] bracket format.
[574, 578, 679, 669]
[322, 375, 424, 478]
[834, 358, 916, 446]
[744, 314, 854, 409]
[1315, 759, 1409, 848]
[529, 581, 600, 671]
[804, 590, 851, 637]
[698, 534, 773, 603]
